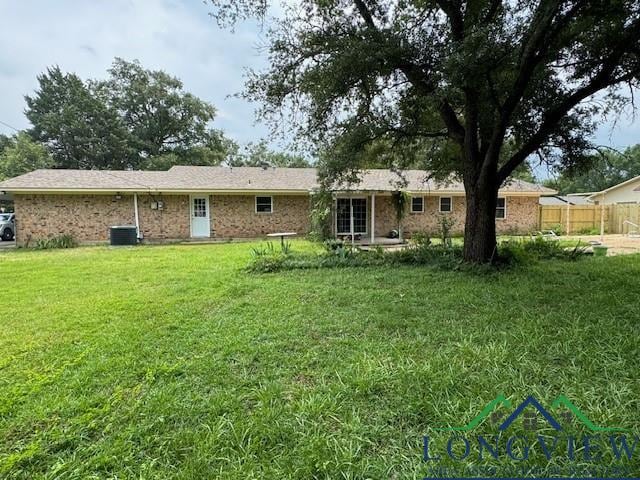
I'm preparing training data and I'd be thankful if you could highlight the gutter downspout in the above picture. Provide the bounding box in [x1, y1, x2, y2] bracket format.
[134, 193, 142, 242]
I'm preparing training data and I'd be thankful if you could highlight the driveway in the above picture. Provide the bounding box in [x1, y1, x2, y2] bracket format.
[0, 241, 16, 250]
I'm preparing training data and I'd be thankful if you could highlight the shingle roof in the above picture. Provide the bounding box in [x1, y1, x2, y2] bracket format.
[539, 195, 592, 206]
[0, 166, 555, 195]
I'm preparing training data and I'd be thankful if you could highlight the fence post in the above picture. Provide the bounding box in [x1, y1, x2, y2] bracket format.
[600, 195, 605, 241]
[538, 206, 542, 230]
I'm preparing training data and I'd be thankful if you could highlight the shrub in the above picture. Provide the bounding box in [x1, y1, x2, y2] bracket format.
[308, 189, 333, 241]
[247, 236, 590, 274]
[250, 242, 277, 257]
[246, 253, 288, 273]
[389, 242, 464, 269]
[322, 239, 345, 252]
[410, 231, 431, 247]
[499, 236, 588, 264]
[247, 240, 295, 272]
[33, 235, 77, 250]
[437, 215, 455, 247]
[247, 241, 466, 273]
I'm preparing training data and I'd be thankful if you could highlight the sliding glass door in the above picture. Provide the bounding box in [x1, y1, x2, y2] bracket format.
[336, 198, 367, 234]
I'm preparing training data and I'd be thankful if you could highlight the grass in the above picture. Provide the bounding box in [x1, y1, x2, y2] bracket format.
[0, 241, 639, 478]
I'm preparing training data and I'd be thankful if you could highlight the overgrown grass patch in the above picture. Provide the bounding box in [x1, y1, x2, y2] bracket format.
[247, 237, 588, 273]
[0, 241, 638, 478]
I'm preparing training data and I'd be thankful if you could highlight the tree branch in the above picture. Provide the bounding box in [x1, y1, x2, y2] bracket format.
[498, 69, 639, 182]
[438, 100, 465, 144]
[353, 0, 376, 29]
[435, 0, 464, 40]
[485, 0, 586, 166]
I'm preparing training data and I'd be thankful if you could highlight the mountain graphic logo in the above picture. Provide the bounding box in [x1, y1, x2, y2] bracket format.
[438, 394, 626, 432]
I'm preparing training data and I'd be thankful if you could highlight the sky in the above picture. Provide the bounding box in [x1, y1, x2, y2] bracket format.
[0, 0, 638, 169]
[0, 0, 274, 147]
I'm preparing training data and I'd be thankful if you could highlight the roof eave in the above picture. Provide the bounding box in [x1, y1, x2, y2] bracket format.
[3, 187, 314, 195]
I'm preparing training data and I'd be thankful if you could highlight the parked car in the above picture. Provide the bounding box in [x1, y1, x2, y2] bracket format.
[0, 213, 15, 241]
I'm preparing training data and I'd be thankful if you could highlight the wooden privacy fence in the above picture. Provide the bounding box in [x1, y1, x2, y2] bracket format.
[539, 204, 640, 234]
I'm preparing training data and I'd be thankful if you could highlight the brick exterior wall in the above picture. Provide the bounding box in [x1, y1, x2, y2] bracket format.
[335, 194, 539, 238]
[12, 192, 536, 246]
[138, 195, 190, 240]
[211, 195, 311, 237]
[13, 193, 191, 246]
[13, 193, 311, 245]
[370, 194, 539, 237]
[14, 194, 133, 245]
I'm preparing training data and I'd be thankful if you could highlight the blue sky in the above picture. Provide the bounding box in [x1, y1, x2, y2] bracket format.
[0, 0, 637, 171]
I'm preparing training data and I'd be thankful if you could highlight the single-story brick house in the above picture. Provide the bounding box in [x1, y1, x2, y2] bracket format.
[0, 166, 554, 246]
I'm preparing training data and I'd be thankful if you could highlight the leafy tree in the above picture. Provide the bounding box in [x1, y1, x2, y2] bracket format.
[0, 134, 12, 153]
[25, 66, 132, 169]
[208, 0, 640, 262]
[0, 132, 54, 180]
[229, 141, 311, 168]
[25, 60, 234, 171]
[511, 162, 537, 183]
[95, 58, 223, 162]
[545, 145, 640, 193]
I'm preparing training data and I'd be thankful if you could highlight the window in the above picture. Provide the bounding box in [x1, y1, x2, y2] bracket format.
[411, 196, 424, 213]
[255, 196, 273, 213]
[192, 198, 207, 218]
[496, 197, 506, 219]
[439, 197, 452, 213]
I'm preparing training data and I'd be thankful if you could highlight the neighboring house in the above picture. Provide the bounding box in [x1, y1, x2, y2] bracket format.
[539, 194, 592, 206]
[586, 175, 640, 204]
[0, 166, 554, 246]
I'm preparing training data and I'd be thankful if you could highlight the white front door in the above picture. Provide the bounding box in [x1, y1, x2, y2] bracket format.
[190, 196, 210, 237]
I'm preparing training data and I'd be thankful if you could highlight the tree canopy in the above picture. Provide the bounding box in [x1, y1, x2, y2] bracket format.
[545, 144, 640, 193]
[0, 132, 54, 180]
[208, 0, 640, 262]
[25, 59, 233, 170]
[228, 141, 311, 168]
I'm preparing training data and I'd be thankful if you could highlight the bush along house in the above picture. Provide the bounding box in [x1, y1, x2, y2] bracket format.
[0, 166, 554, 246]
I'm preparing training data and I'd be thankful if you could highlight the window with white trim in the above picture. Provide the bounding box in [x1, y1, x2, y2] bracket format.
[192, 198, 207, 218]
[411, 196, 424, 213]
[255, 196, 273, 213]
[496, 197, 506, 219]
[439, 197, 452, 213]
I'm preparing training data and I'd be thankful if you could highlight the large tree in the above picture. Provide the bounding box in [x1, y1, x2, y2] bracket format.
[25, 66, 132, 169]
[0, 132, 54, 180]
[545, 144, 640, 193]
[94, 58, 226, 161]
[25, 60, 233, 170]
[208, 0, 640, 262]
[228, 141, 311, 167]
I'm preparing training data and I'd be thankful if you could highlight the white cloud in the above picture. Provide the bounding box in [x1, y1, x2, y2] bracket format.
[0, 0, 270, 144]
[0, 0, 637, 155]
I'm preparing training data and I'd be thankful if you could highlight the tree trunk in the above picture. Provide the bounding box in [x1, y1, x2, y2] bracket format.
[463, 185, 499, 263]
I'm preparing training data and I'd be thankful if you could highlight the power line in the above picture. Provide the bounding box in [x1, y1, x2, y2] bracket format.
[0, 120, 20, 133]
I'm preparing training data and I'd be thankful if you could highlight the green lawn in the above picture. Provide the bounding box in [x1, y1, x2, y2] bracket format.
[1, 241, 639, 479]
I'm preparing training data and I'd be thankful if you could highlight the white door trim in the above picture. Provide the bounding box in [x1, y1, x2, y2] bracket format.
[190, 195, 211, 238]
